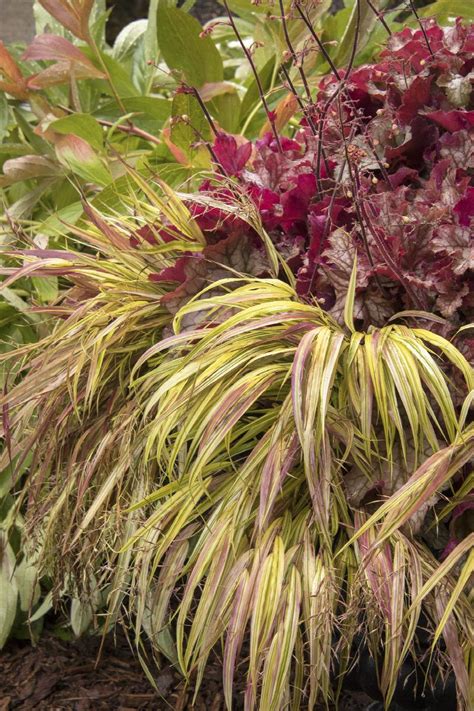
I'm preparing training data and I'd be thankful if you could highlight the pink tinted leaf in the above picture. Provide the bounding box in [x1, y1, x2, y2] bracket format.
[37, 0, 94, 41]
[198, 82, 237, 102]
[23, 35, 92, 63]
[425, 110, 474, 132]
[55, 134, 111, 186]
[223, 571, 250, 710]
[397, 76, 432, 124]
[1, 156, 59, 185]
[27, 62, 103, 89]
[0, 41, 23, 82]
[23, 35, 103, 89]
[213, 133, 252, 175]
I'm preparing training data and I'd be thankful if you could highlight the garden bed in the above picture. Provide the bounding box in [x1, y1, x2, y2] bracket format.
[0, 633, 372, 710]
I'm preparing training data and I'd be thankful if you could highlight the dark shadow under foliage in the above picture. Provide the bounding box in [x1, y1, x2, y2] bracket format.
[106, 0, 223, 42]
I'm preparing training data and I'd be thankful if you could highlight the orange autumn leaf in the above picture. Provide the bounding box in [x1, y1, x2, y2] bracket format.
[0, 41, 28, 99]
[162, 127, 191, 166]
[259, 92, 299, 136]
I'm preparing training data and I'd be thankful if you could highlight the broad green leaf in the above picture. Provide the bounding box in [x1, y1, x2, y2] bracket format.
[156, 7, 223, 87]
[209, 91, 241, 133]
[94, 52, 138, 98]
[40, 201, 84, 236]
[113, 19, 148, 60]
[33, 0, 72, 36]
[32, 276, 59, 304]
[0, 94, 9, 141]
[331, 0, 389, 68]
[171, 91, 212, 166]
[12, 108, 50, 155]
[0, 145, 32, 160]
[1, 287, 41, 324]
[0, 453, 33, 498]
[55, 134, 112, 186]
[89, 0, 108, 45]
[420, 0, 474, 21]
[0, 536, 18, 648]
[239, 55, 275, 129]
[145, 0, 161, 63]
[14, 558, 41, 612]
[50, 113, 104, 152]
[95, 96, 170, 134]
[29, 591, 53, 623]
[70, 597, 94, 637]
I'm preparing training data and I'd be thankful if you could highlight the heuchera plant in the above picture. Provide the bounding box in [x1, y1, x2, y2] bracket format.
[139, 19, 473, 357]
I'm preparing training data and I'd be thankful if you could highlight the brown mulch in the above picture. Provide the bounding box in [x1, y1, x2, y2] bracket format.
[0, 632, 218, 711]
[0, 632, 373, 710]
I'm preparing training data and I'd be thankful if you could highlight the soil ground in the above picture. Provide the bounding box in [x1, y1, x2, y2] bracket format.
[0, 631, 372, 710]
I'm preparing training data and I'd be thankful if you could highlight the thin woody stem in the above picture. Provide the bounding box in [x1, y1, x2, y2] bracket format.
[180, 119, 229, 177]
[408, 0, 434, 55]
[189, 87, 220, 137]
[280, 65, 318, 136]
[223, 0, 282, 152]
[58, 105, 161, 145]
[278, 0, 313, 103]
[367, 0, 392, 36]
[294, 3, 341, 81]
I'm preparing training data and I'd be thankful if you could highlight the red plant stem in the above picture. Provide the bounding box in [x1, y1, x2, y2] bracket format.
[351, 159, 422, 307]
[58, 105, 161, 145]
[222, 0, 282, 152]
[315, 81, 346, 198]
[346, 0, 362, 80]
[334, 97, 397, 303]
[278, 0, 326, 187]
[280, 64, 318, 137]
[367, 0, 392, 36]
[189, 86, 219, 137]
[181, 119, 229, 177]
[294, 3, 341, 82]
[307, 118, 359, 295]
[279, 0, 313, 102]
[340, 152, 376, 271]
[314, 0, 364, 210]
[358, 194, 423, 308]
[365, 134, 393, 186]
[98, 119, 161, 145]
[408, 0, 434, 56]
[88, 34, 130, 119]
[280, 63, 323, 192]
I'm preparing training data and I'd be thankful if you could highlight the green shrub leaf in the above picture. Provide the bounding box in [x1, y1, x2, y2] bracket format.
[55, 134, 112, 186]
[0, 536, 18, 649]
[156, 7, 223, 87]
[50, 114, 104, 152]
[171, 91, 212, 166]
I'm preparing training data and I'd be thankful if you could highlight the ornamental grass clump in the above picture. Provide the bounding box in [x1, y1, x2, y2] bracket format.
[1, 12, 473, 711]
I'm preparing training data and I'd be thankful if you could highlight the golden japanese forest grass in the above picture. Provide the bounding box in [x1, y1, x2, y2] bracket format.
[2, 180, 473, 710]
